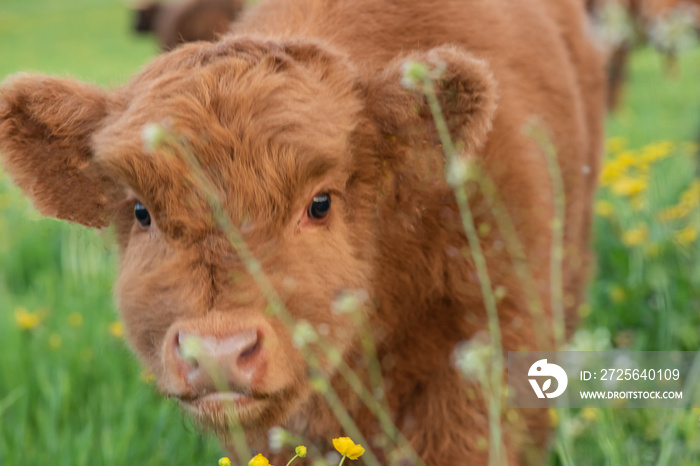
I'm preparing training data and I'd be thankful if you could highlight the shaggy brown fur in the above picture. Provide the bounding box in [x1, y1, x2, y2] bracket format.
[0, 0, 605, 464]
[134, 0, 243, 50]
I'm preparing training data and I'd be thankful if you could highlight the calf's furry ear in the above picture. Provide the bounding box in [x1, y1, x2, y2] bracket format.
[365, 45, 498, 155]
[0, 74, 112, 227]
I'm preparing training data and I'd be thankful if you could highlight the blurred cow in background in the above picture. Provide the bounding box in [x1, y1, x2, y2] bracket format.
[586, 0, 699, 110]
[134, 0, 244, 50]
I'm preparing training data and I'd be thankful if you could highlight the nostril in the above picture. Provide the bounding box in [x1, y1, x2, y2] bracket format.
[175, 332, 200, 369]
[238, 333, 262, 360]
[168, 328, 267, 391]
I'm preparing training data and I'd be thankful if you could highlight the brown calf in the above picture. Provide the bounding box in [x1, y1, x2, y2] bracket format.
[134, 0, 243, 50]
[0, 0, 604, 464]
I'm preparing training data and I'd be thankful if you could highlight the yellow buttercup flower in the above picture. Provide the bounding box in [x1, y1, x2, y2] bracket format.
[622, 226, 648, 246]
[577, 303, 591, 318]
[595, 200, 615, 218]
[611, 176, 647, 197]
[605, 136, 628, 154]
[658, 205, 691, 222]
[614, 151, 637, 169]
[644, 243, 660, 258]
[219, 458, 231, 466]
[680, 181, 700, 209]
[674, 226, 698, 246]
[140, 370, 155, 384]
[549, 408, 559, 427]
[68, 312, 83, 327]
[109, 321, 124, 338]
[49, 333, 62, 349]
[609, 285, 626, 303]
[599, 160, 627, 186]
[581, 407, 598, 421]
[640, 141, 673, 163]
[332, 437, 365, 460]
[659, 180, 700, 221]
[630, 196, 646, 212]
[14, 307, 43, 330]
[249, 453, 273, 466]
[295, 445, 307, 458]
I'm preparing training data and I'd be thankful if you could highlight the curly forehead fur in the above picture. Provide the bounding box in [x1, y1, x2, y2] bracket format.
[96, 40, 362, 232]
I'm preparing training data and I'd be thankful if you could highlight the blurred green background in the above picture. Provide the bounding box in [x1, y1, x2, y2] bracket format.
[1, 0, 699, 464]
[0, 1, 223, 465]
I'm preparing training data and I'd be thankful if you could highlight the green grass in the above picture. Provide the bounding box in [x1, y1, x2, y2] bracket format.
[1, 1, 699, 464]
[607, 49, 700, 144]
[0, 0, 156, 85]
[557, 47, 700, 463]
[0, 1, 222, 464]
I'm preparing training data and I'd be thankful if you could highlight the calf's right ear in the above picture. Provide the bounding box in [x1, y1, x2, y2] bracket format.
[0, 74, 113, 227]
[363, 45, 498, 156]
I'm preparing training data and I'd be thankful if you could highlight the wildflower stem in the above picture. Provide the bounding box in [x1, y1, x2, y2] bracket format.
[471, 167, 548, 350]
[285, 455, 299, 466]
[526, 124, 566, 347]
[338, 456, 347, 466]
[0, 387, 24, 418]
[555, 436, 576, 466]
[419, 72, 505, 466]
[526, 122, 575, 461]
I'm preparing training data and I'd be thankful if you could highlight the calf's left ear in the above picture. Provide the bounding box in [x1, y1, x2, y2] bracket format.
[364, 45, 498, 155]
[0, 74, 113, 227]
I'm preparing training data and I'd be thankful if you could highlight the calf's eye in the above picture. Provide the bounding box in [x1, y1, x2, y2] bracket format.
[134, 202, 151, 227]
[307, 193, 331, 220]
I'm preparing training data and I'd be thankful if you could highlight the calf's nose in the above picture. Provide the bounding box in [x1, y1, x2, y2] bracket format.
[169, 328, 265, 393]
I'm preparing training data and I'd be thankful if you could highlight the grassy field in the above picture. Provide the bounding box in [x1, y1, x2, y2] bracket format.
[1, 1, 699, 465]
[0, 1, 223, 465]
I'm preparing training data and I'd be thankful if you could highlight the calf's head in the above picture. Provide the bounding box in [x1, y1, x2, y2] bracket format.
[0, 39, 496, 440]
